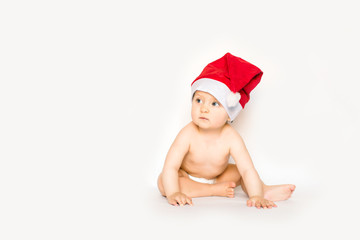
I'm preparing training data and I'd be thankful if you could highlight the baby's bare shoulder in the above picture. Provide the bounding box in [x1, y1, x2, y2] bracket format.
[176, 122, 198, 139]
[222, 124, 240, 137]
[222, 124, 244, 144]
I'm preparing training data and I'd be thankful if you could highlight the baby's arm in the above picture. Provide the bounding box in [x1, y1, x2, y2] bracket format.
[229, 131, 275, 209]
[161, 127, 192, 206]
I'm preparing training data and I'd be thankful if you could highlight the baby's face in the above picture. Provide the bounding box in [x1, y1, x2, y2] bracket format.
[191, 91, 230, 129]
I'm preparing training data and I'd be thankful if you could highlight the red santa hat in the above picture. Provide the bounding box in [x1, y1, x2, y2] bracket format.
[191, 52, 263, 121]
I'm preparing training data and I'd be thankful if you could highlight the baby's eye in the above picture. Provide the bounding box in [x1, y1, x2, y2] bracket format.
[196, 98, 202, 103]
[212, 102, 220, 107]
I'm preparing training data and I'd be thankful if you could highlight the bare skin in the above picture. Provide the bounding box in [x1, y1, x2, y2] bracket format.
[158, 91, 295, 208]
[158, 165, 296, 208]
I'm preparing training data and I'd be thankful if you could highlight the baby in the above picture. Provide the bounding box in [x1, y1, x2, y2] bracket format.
[157, 53, 295, 208]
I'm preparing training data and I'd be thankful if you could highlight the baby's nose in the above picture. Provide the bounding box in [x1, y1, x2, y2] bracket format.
[200, 105, 209, 112]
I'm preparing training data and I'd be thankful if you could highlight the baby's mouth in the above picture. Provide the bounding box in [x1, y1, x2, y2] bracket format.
[199, 117, 209, 121]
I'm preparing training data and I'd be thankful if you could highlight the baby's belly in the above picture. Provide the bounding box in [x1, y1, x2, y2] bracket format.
[181, 158, 228, 179]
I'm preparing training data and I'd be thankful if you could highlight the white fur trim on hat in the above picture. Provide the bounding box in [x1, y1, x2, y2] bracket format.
[191, 78, 242, 121]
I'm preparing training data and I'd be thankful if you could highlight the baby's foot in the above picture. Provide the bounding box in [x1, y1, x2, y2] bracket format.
[264, 184, 296, 201]
[211, 182, 236, 198]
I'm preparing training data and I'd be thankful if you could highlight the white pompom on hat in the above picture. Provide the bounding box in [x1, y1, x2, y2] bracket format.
[191, 53, 263, 121]
[227, 92, 241, 107]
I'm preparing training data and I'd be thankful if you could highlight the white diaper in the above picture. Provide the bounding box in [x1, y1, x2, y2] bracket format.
[188, 174, 216, 184]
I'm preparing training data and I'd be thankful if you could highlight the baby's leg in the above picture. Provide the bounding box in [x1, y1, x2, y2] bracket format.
[216, 164, 242, 186]
[216, 164, 296, 201]
[178, 170, 236, 198]
[216, 164, 250, 195]
[157, 170, 235, 198]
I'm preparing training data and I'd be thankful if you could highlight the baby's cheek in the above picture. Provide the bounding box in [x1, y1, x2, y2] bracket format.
[215, 117, 228, 126]
[217, 110, 229, 122]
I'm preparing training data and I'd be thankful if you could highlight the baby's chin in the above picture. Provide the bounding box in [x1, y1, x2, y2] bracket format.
[193, 120, 227, 130]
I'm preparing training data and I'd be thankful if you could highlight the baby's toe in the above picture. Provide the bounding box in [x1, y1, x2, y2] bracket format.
[227, 188, 235, 197]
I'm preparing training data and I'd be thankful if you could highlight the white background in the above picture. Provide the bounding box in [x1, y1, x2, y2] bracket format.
[1, 0, 360, 239]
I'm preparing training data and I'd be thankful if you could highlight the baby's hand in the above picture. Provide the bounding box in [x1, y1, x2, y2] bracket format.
[167, 192, 193, 206]
[247, 196, 277, 209]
